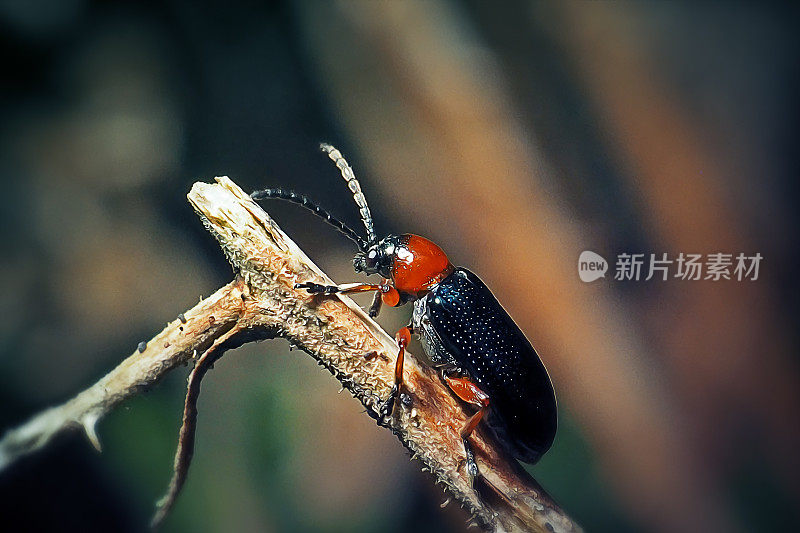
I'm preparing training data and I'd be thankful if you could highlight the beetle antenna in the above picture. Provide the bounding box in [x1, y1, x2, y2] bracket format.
[319, 143, 377, 245]
[250, 188, 368, 251]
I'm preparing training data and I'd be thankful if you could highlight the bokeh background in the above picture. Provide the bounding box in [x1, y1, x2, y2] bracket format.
[1, 1, 798, 532]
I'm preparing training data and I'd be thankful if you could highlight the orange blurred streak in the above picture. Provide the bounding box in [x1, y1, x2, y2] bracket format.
[554, 2, 800, 496]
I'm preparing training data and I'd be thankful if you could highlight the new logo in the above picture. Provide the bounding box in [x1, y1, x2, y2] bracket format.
[578, 251, 608, 282]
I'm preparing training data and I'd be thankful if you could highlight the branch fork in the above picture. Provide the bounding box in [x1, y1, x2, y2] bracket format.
[0, 176, 580, 533]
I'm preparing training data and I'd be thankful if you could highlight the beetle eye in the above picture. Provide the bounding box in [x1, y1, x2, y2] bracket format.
[366, 249, 379, 268]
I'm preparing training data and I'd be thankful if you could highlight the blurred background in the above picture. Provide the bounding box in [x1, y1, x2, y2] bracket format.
[1, 1, 798, 532]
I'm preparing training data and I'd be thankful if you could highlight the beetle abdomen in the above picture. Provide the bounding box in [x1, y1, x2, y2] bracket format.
[423, 268, 557, 463]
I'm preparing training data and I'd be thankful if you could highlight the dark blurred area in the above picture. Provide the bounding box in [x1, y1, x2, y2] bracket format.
[1, 1, 798, 532]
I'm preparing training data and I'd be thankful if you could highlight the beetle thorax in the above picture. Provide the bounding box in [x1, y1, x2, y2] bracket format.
[354, 234, 454, 297]
[395, 235, 455, 296]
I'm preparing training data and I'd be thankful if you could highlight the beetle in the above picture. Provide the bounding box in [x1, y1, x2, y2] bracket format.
[251, 144, 557, 479]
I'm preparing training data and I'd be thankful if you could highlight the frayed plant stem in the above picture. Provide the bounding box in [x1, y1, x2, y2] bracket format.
[0, 177, 580, 533]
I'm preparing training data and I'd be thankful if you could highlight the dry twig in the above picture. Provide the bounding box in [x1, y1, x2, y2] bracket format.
[0, 176, 580, 533]
[151, 321, 244, 528]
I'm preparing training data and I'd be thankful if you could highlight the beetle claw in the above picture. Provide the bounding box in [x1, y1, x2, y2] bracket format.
[296, 282, 333, 294]
[379, 385, 398, 422]
[400, 391, 413, 408]
[463, 437, 479, 486]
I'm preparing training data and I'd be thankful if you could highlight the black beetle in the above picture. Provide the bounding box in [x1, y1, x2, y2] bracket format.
[251, 144, 557, 478]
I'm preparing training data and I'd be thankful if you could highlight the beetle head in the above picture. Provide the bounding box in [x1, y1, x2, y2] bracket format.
[354, 235, 398, 278]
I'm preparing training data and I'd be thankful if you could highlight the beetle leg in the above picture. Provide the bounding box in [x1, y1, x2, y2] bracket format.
[368, 278, 398, 317]
[368, 290, 383, 317]
[443, 374, 491, 484]
[296, 281, 381, 295]
[298, 279, 400, 318]
[379, 325, 415, 420]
